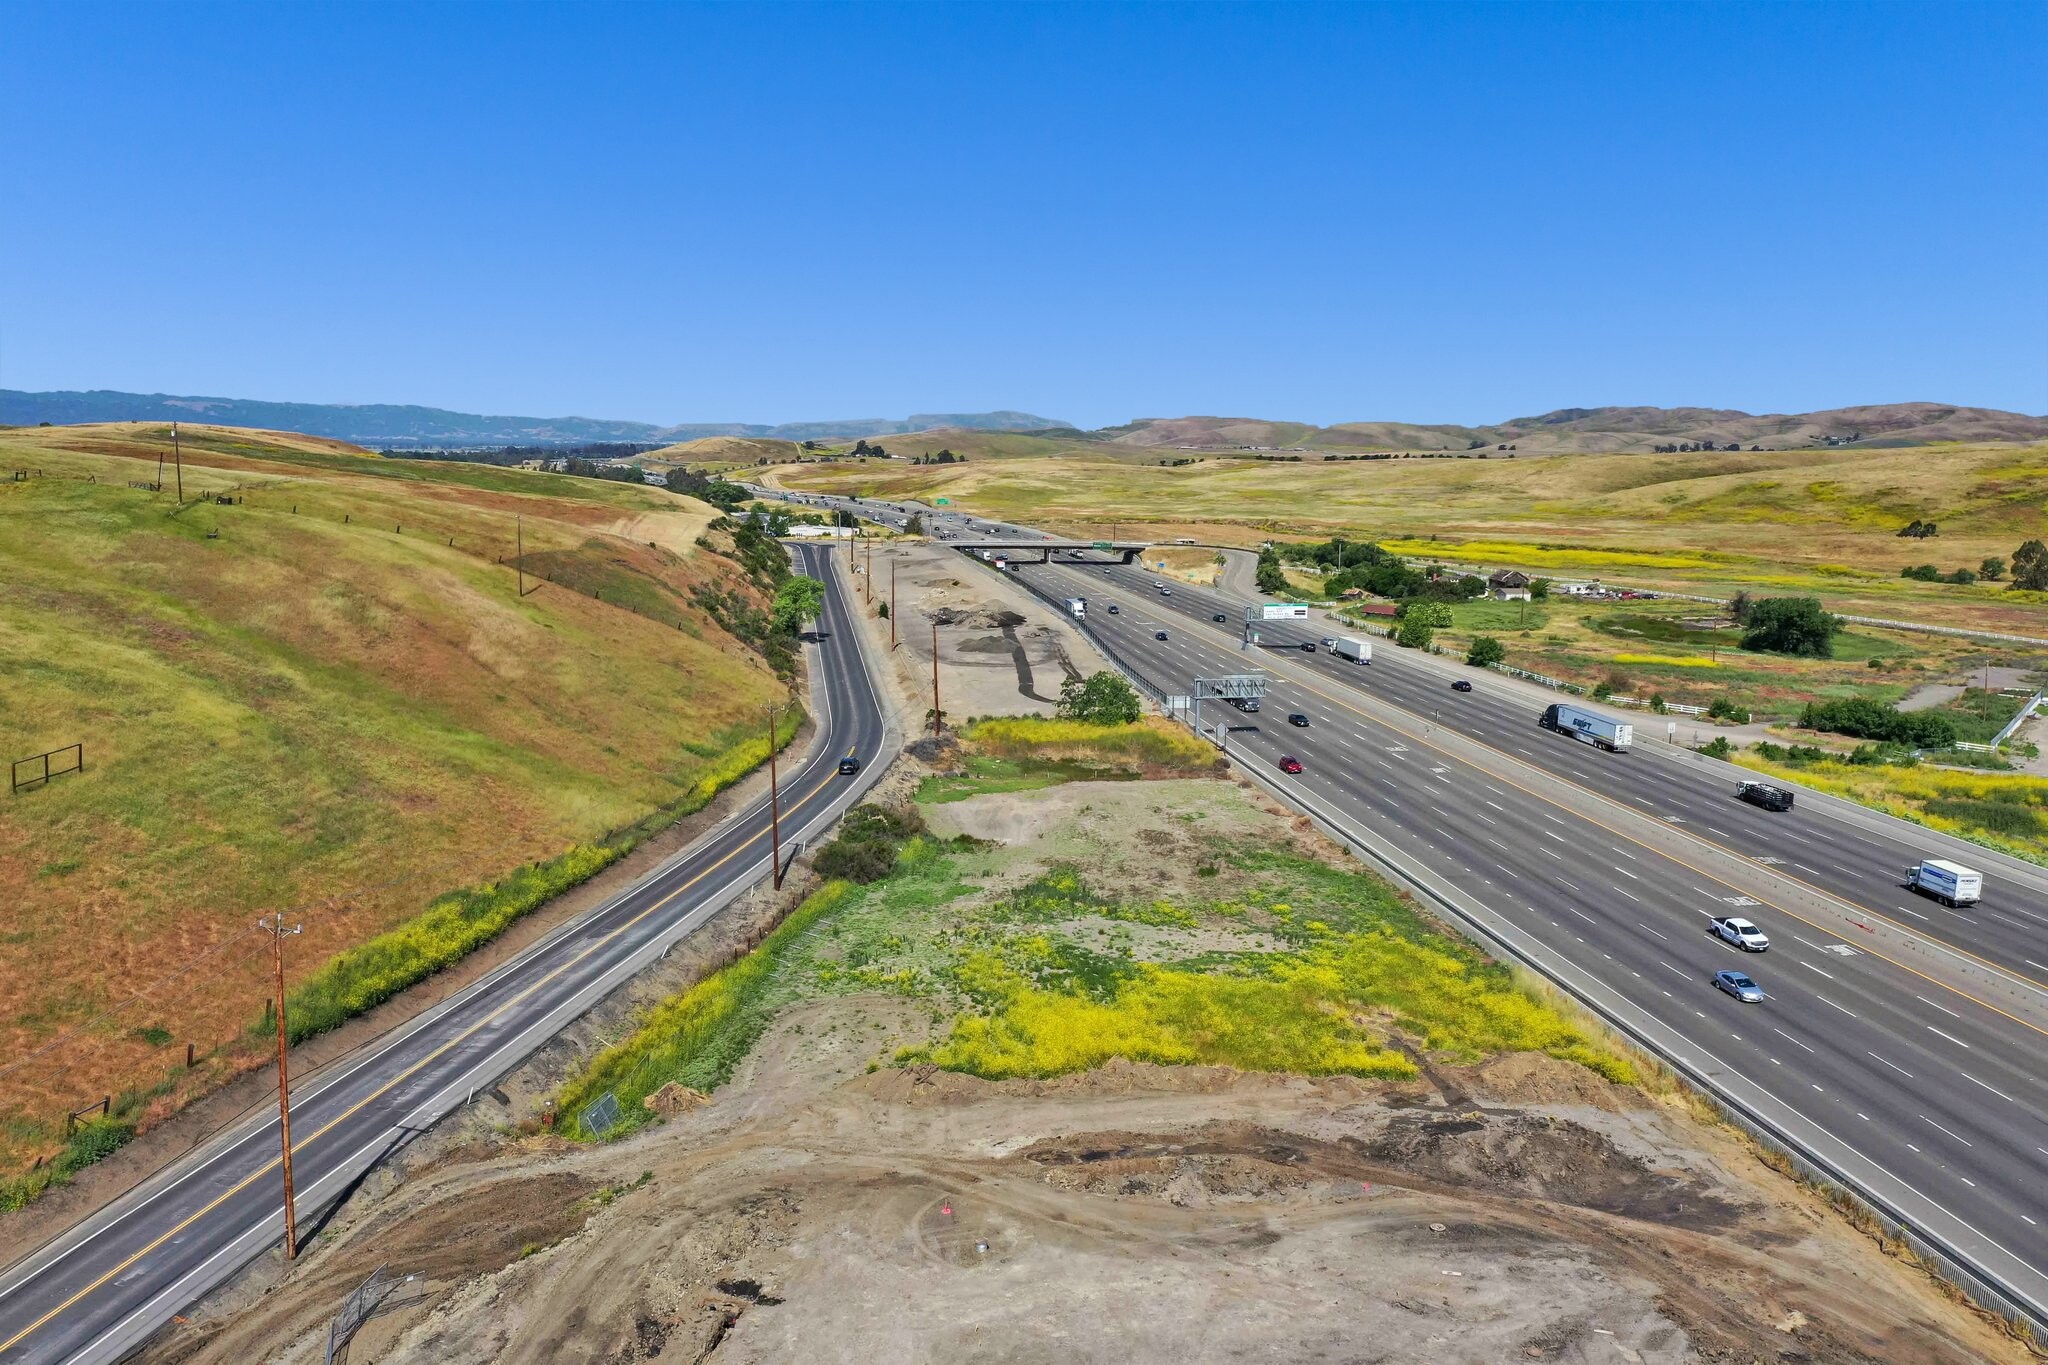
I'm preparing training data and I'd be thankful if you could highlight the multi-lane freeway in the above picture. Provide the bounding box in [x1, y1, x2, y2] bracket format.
[757, 484, 2048, 1326]
[0, 544, 892, 1364]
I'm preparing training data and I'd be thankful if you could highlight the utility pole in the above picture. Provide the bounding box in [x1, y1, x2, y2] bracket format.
[516, 514, 526, 597]
[889, 560, 897, 648]
[172, 421, 184, 503]
[864, 534, 872, 603]
[262, 913, 303, 1259]
[931, 621, 942, 736]
[766, 705, 784, 889]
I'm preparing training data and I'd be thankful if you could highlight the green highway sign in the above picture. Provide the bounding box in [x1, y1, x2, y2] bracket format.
[1092, 540, 1112, 550]
[935, 497, 951, 505]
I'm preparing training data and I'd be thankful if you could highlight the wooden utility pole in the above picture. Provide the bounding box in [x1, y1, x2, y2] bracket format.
[766, 705, 784, 889]
[172, 422, 184, 503]
[889, 560, 897, 648]
[931, 621, 942, 736]
[864, 534, 872, 603]
[516, 515, 527, 596]
[263, 914, 303, 1259]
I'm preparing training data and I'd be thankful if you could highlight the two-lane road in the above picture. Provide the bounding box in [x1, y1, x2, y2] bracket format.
[0, 543, 893, 1364]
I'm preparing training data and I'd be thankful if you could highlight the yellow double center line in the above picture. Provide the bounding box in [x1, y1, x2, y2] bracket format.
[3, 759, 847, 1355]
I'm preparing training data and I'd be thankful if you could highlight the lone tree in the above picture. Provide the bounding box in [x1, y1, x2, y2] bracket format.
[1254, 550, 1290, 596]
[1057, 671, 1142, 725]
[770, 575, 826, 636]
[2012, 539, 2048, 592]
[1980, 556, 2006, 581]
[1740, 596, 1840, 657]
[905, 512, 925, 535]
[1466, 636, 1506, 668]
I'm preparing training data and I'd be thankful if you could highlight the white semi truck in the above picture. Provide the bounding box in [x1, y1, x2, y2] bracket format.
[1066, 596, 1086, 619]
[1540, 702, 1633, 752]
[1330, 637, 1372, 664]
[1907, 858, 1982, 907]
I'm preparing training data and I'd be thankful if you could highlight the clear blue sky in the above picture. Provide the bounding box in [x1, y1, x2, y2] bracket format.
[2, 1, 2041, 428]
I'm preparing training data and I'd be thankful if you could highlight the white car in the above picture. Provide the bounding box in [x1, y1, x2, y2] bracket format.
[1710, 916, 1770, 952]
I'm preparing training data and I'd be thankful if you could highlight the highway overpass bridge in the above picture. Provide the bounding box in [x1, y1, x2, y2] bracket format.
[950, 537, 1152, 564]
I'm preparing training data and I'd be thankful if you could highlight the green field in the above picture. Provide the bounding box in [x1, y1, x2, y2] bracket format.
[0, 423, 790, 1178]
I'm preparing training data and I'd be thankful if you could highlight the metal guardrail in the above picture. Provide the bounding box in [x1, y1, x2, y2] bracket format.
[1992, 692, 2044, 748]
[975, 544, 2047, 1341]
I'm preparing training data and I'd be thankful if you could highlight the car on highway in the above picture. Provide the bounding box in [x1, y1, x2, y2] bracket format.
[1319, 637, 1336, 649]
[1299, 641, 1317, 652]
[838, 755, 861, 775]
[1451, 679, 1473, 692]
[1278, 755, 1305, 774]
[1712, 969, 1764, 1002]
[1106, 604, 1119, 614]
[1710, 916, 1770, 951]
[1160, 587, 1172, 596]
[1287, 713, 1309, 727]
[1154, 630, 1169, 640]
[1212, 612, 1227, 622]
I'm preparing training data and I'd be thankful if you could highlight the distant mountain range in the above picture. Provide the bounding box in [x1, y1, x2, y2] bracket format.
[1099, 404, 2048, 454]
[4, 390, 2041, 453]
[0, 390, 1066, 447]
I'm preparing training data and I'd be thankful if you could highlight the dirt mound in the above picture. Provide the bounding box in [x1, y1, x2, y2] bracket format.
[644, 1082, 709, 1116]
[853, 1057, 1419, 1110]
[1359, 1111, 1741, 1231]
[1455, 1050, 1643, 1113]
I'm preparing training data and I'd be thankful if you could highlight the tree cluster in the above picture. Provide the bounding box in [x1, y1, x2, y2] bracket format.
[663, 465, 751, 510]
[1738, 596, 1840, 657]
[1056, 671, 1143, 725]
[1898, 519, 1940, 539]
[1799, 697, 1955, 749]
[813, 804, 923, 884]
[1651, 442, 1749, 453]
[911, 449, 965, 465]
[849, 439, 892, 458]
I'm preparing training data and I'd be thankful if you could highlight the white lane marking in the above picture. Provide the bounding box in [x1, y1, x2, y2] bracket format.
[1613, 866, 1639, 880]
[1868, 1052, 1913, 1078]
[1566, 906, 1597, 925]
[1959, 1072, 2016, 1102]
[1814, 994, 1857, 1017]
[1484, 800, 1507, 813]
[1658, 961, 1688, 979]
[1927, 1025, 1972, 1050]
[1473, 812, 1496, 826]
[1772, 1027, 1815, 1054]
[1543, 829, 1568, 843]
[1798, 961, 1836, 980]
[1612, 887, 1640, 902]
[1636, 921, 1668, 941]
[1793, 863, 1822, 876]
[1543, 848, 1562, 861]
[1557, 877, 1579, 891]
[1916, 994, 1962, 1020]
[1921, 1115, 1973, 1147]
[1610, 846, 1636, 860]
[1891, 903, 1931, 922]
[2028, 959, 2048, 975]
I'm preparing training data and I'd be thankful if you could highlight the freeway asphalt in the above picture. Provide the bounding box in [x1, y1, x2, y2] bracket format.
[0, 543, 893, 1365]
[759, 486, 2048, 1320]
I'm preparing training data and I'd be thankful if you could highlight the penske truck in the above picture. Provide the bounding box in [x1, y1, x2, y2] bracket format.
[1540, 702, 1633, 752]
[1907, 858, 1982, 907]
[1330, 637, 1372, 664]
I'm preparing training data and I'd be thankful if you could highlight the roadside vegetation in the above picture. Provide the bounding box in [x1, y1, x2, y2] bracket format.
[558, 764, 1635, 1144]
[0, 422, 799, 1189]
[1733, 748, 2048, 867]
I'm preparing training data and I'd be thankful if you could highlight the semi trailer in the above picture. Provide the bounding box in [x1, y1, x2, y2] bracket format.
[1330, 637, 1372, 664]
[1540, 703, 1633, 752]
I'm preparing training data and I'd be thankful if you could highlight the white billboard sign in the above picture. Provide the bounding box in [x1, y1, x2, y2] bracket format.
[1261, 603, 1309, 621]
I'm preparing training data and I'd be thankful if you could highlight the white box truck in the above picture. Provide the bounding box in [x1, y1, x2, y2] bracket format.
[1907, 858, 1982, 907]
[1330, 637, 1372, 664]
[1541, 702, 1633, 752]
[1065, 596, 1086, 619]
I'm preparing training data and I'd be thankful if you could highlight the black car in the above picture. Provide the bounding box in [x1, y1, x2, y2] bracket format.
[1299, 641, 1317, 652]
[1212, 612, 1227, 623]
[837, 756, 861, 775]
[1287, 713, 1309, 727]
[1154, 630, 1169, 640]
[1107, 604, 1120, 614]
[1451, 679, 1473, 692]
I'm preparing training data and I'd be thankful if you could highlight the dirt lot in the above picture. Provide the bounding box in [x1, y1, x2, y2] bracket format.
[142, 995, 2019, 1365]
[141, 776, 2025, 1365]
[855, 539, 1115, 725]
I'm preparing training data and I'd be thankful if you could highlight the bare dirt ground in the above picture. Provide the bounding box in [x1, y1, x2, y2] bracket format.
[142, 994, 2021, 1365]
[855, 539, 1115, 725]
[141, 773, 2025, 1365]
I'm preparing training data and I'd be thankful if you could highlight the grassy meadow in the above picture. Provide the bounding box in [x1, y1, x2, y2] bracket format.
[766, 442, 2048, 638]
[0, 423, 791, 1178]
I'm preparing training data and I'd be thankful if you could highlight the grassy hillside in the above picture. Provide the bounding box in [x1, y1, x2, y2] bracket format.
[766, 442, 2048, 637]
[645, 435, 806, 466]
[0, 424, 792, 1173]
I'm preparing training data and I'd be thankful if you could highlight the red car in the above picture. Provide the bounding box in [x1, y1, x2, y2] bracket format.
[1278, 755, 1305, 774]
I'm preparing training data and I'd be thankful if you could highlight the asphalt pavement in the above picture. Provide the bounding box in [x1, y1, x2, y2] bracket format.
[0, 543, 894, 1365]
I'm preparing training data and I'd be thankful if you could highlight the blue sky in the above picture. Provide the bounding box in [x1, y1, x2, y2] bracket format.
[2, 1, 2041, 428]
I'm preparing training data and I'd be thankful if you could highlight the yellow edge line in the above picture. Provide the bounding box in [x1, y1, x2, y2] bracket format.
[3, 763, 842, 1354]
